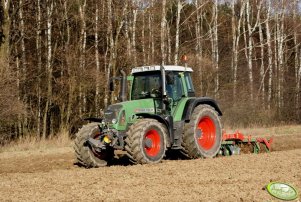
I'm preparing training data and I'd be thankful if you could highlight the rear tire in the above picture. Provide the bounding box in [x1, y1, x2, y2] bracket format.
[125, 119, 167, 164]
[182, 104, 222, 158]
[74, 123, 113, 168]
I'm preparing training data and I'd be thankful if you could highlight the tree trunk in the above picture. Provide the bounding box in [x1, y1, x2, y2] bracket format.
[19, 0, 26, 75]
[19, 0, 27, 133]
[95, 2, 100, 116]
[160, 0, 167, 65]
[167, 23, 171, 64]
[213, 0, 219, 97]
[174, 0, 182, 65]
[277, 0, 285, 109]
[294, 0, 300, 116]
[141, 10, 145, 64]
[79, 0, 87, 116]
[124, 1, 131, 62]
[36, 0, 42, 136]
[132, 9, 137, 66]
[42, 0, 54, 139]
[147, 7, 152, 64]
[266, 2, 273, 110]
[195, 0, 203, 95]
[232, 0, 245, 100]
[297, 50, 301, 117]
[258, 20, 265, 105]
[65, 0, 73, 127]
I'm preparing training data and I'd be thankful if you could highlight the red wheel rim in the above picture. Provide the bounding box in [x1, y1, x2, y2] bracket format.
[144, 129, 161, 157]
[197, 116, 216, 150]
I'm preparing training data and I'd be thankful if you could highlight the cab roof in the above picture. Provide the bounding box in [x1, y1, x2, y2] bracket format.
[131, 65, 193, 74]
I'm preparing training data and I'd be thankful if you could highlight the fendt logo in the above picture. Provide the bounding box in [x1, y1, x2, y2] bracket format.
[267, 182, 299, 201]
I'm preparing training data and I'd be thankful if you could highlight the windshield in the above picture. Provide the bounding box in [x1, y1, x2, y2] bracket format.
[131, 71, 185, 101]
[131, 72, 161, 100]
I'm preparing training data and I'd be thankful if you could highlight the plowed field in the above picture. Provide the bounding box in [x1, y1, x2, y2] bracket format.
[0, 130, 300, 201]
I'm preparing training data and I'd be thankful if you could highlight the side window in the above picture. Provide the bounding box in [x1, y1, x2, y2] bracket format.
[166, 73, 184, 101]
[174, 74, 184, 101]
[132, 76, 145, 99]
[184, 72, 195, 93]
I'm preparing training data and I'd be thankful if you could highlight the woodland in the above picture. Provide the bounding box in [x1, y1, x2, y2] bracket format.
[0, 0, 301, 143]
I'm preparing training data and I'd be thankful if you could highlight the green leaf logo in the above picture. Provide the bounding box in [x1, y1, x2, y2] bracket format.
[267, 182, 298, 201]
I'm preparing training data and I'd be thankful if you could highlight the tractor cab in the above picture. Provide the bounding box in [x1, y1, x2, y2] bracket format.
[129, 65, 194, 114]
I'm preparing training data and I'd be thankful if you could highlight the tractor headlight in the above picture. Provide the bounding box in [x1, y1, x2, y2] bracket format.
[112, 118, 117, 124]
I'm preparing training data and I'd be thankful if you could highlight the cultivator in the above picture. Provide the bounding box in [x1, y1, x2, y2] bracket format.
[219, 131, 273, 156]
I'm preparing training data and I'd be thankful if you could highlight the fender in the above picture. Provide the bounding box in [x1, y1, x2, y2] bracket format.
[84, 117, 103, 122]
[136, 113, 172, 147]
[182, 97, 222, 121]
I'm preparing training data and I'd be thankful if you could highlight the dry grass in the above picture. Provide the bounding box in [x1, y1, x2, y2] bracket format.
[0, 128, 72, 153]
[1, 125, 300, 154]
[223, 124, 301, 137]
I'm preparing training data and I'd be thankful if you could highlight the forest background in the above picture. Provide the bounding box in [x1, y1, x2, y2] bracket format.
[0, 0, 301, 144]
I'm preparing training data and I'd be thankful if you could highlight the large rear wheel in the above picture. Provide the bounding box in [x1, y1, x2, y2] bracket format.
[182, 104, 222, 158]
[125, 119, 167, 164]
[74, 123, 114, 168]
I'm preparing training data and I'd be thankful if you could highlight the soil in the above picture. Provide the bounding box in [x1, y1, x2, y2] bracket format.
[0, 133, 301, 201]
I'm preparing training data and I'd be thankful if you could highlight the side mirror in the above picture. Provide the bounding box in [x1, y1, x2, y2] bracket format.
[109, 80, 114, 91]
[163, 96, 171, 105]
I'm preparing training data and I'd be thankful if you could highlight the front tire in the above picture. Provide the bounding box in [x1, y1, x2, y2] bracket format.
[125, 119, 167, 164]
[182, 104, 222, 158]
[74, 123, 113, 168]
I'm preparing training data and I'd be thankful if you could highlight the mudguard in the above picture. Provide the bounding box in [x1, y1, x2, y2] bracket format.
[84, 117, 103, 122]
[182, 97, 222, 121]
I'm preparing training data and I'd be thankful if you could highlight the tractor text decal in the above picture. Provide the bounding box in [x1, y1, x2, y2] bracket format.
[134, 108, 155, 113]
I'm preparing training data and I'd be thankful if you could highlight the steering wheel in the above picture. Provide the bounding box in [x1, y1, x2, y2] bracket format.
[151, 88, 161, 94]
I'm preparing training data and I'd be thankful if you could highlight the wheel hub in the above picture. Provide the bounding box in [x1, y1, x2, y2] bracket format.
[144, 138, 153, 148]
[196, 129, 202, 138]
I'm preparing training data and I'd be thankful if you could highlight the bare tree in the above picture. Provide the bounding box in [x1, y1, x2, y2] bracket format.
[174, 0, 183, 65]
[212, 0, 219, 97]
[36, 0, 42, 135]
[95, 2, 100, 116]
[78, 0, 87, 116]
[244, 0, 262, 101]
[132, 7, 138, 66]
[266, 1, 273, 110]
[161, 0, 167, 65]
[42, 0, 54, 138]
[232, 0, 246, 99]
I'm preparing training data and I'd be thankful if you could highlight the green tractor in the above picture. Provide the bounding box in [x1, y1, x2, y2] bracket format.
[74, 65, 223, 167]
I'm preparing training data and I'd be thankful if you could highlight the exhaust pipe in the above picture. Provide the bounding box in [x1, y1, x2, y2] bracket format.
[119, 70, 127, 102]
[160, 65, 167, 112]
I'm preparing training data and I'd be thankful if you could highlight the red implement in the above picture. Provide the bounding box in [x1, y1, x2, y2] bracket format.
[221, 131, 273, 155]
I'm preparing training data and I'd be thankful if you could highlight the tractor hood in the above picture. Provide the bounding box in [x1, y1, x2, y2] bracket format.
[106, 99, 155, 131]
